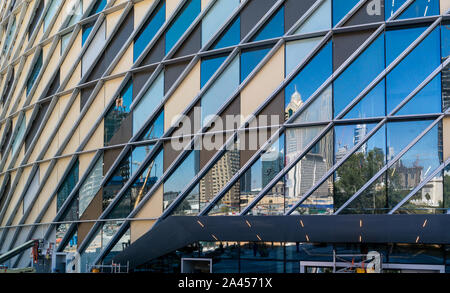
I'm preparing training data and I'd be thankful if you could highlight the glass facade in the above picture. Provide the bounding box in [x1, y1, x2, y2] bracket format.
[0, 0, 448, 274]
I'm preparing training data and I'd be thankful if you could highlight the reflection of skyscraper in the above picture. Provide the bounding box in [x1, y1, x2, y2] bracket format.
[261, 148, 284, 187]
[354, 124, 368, 154]
[285, 86, 303, 119]
[200, 150, 240, 210]
[443, 62, 450, 112]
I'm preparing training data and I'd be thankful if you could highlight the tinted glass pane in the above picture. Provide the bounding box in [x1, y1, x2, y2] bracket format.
[386, 27, 441, 114]
[334, 34, 385, 117]
[133, 72, 164, 136]
[103, 151, 132, 210]
[201, 56, 239, 126]
[397, 0, 440, 19]
[79, 156, 103, 216]
[163, 150, 199, 209]
[443, 23, 450, 59]
[285, 41, 332, 120]
[240, 45, 272, 83]
[388, 122, 441, 209]
[395, 171, 444, 214]
[387, 120, 432, 161]
[294, 0, 331, 35]
[43, 0, 62, 32]
[134, 1, 165, 62]
[165, 0, 201, 55]
[202, 0, 240, 47]
[285, 127, 333, 214]
[251, 6, 284, 42]
[104, 80, 133, 145]
[172, 184, 200, 215]
[139, 110, 164, 141]
[343, 80, 386, 119]
[385, 0, 408, 19]
[11, 118, 25, 157]
[285, 37, 322, 76]
[82, 21, 95, 46]
[211, 16, 240, 50]
[333, 0, 359, 26]
[334, 124, 386, 211]
[89, 0, 107, 16]
[26, 51, 43, 95]
[199, 146, 240, 213]
[239, 134, 285, 212]
[57, 161, 79, 211]
[201, 53, 228, 88]
[444, 165, 450, 213]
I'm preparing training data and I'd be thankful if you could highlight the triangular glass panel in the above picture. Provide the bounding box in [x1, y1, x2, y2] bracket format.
[395, 73, 442, 116]
[340, 172, 387, 214]
[251, 6, 284, 42]
[393, 171, 444, 214]
[294, 0, 331, 35]
[332, 0, 359, 27]
[211, 16, 240, 50]
[343, 80, 386, 120]
[396, 0, 440, 20]
[387, 122, 441, 209]
[201, 53, 229, 88]
[240, 45, 273, 83]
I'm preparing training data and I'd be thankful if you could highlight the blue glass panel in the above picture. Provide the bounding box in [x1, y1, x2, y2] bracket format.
[202, 0, 240, 47]
[201, 56, 239, 126]
[285, 41, 332, 119]
[82, 22, 95, 46]
[134, 1, 166, 62]
[133, 72, 164, 135]
[251, 6, 284, 42]
[165, 0, 201, 55]
[26, 51, 43, 95]
[212, 16, 240, 50]
[397, 0, 440, 19]
[333, 0, 359, 26]
[89, 0, 107, 16]
[285, 37, 322, 77]
[140, 110, 164, 141]
[334, 124, 387, 212]
[294, 0, 331, 35]
[201, 53, 228, 88]
[386, 26, 425, 65]
[386, 120, 432, 161]
[104, 80, 133, 144]
[343, 80, 386, 119]
[164, 150, 199, 209]
[396, 73, 442, 115]
[385, 0, 408, 19]
[240, 45, 272, 83]
[442, 23, 450, 59]
[386, 27, 441, 114]
[57, 161, 79, 211]
[334, 34, 385, 117]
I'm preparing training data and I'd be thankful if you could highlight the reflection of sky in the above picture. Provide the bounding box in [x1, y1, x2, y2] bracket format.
[165, 0, 200, 54]
[385, 0, 408, 19]
[332, 0, 359, 26]
[285, 41, 332, 107]
[387, 120, 440, 170]
[443, 25, 450, 58]
[164, 150, 198, 194]
[252, 6, 284, 42]
[334, 34, 385, 117]
[334, 123, 380, 152]
[387, 26, 441, 114]
[213, 16, 240, 50]
[201, 54, 228, 88]
[397, 0, 439, 20]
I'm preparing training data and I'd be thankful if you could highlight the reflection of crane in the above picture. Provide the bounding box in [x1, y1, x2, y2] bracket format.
[134, 160, 155, 209]
[133, 125, 155, 209]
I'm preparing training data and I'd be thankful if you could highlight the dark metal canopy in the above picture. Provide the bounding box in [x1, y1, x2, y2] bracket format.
[113, 215, 450, 269]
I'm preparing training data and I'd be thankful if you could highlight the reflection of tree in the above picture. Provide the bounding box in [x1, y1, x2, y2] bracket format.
[334, 148, 385, 213]
[445, 174, 450, 210]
